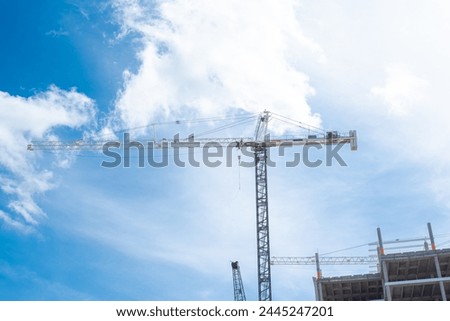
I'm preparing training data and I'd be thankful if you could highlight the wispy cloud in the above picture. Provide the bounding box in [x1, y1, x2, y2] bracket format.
[293, 0, 450, 217]
[371, 65, 429, 116]
[0, 86, 96, 232]
[0, 260, 92, 299]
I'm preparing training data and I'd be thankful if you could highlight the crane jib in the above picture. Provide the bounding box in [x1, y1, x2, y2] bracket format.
[28, 131, 357, 151]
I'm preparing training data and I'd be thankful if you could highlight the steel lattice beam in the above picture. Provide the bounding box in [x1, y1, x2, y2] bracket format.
[255, 146, 272, 301]
[231, 261, 246, 301]
[270, 256, 378, 265]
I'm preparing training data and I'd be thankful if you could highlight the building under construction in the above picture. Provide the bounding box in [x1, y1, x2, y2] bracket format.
[312, 223, 450, 301]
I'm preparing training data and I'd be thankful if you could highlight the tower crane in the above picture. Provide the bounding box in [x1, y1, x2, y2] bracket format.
[271, 253, 378, 285]
[28, 110, 357, 301]
[271, 236, 434, 267]
[231, 261, 246, 301]
[270, 256, 378, 266]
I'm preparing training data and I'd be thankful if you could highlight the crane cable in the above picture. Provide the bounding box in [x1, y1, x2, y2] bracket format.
[95, 113, 260, 140]
[320, 243, 370, 256]
[192, 115, 258, 139]
[270, 113, 325, 135]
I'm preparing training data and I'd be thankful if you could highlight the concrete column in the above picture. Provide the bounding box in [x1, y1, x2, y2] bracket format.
[428, 222, 447, 301]
[433, 256, 447, 301]
[313, 277, 319, 301]
[382, 261, 392, 301]
[315, 252, 322, 280]
[427, 222, 436, 251]
[377, 227, 384, 256]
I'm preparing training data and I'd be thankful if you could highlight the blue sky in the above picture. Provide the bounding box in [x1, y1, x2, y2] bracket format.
[1, 0, 450, 301]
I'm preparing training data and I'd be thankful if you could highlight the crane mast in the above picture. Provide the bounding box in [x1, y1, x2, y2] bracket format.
[253, 111, 272, 301]
[254, 150, 271, 300]
[231, 261, 246, 301]
[28, 110, 357, 301]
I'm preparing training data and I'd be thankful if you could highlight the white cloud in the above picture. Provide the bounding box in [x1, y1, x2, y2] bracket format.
[0, 86, 96, 232]
[371, 65, 428, 116]
[293, 0, 450, 214]
[0, 260, 92, 299]
[112, 0, 324, 134]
